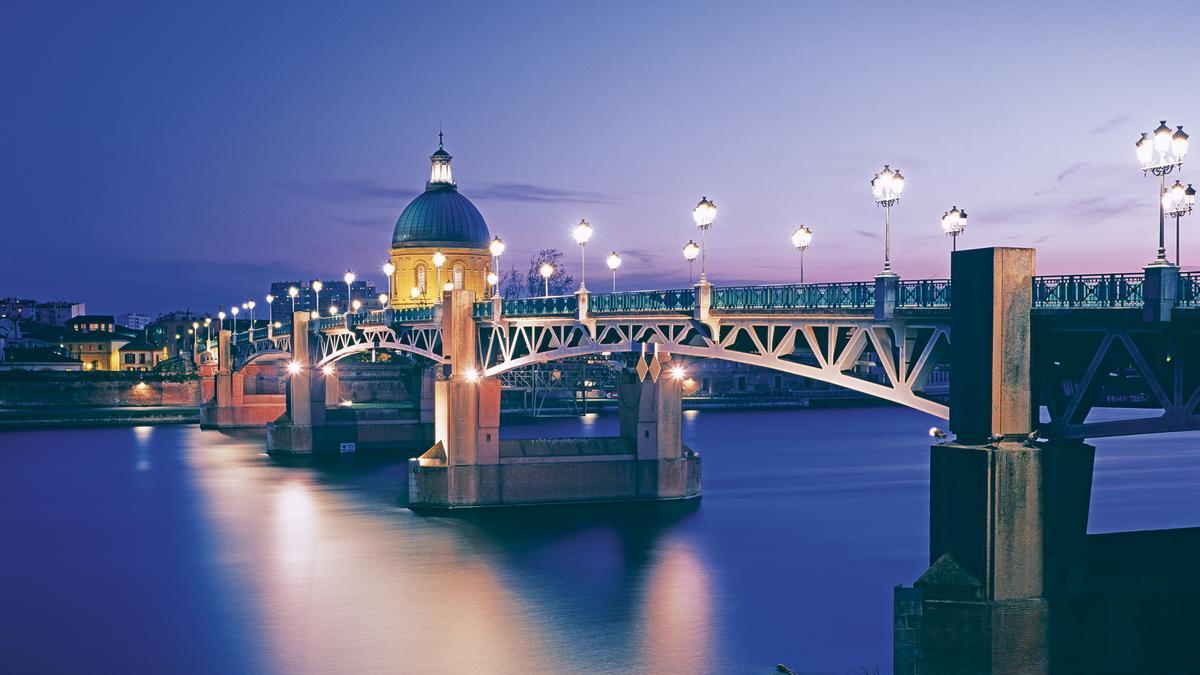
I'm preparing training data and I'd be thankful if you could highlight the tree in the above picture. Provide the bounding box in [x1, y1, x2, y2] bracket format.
[525, 248, 575, 297]
[498, 266, 525, 299]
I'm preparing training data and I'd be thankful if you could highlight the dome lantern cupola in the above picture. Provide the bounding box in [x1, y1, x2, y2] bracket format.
[428, 132, 454, 188]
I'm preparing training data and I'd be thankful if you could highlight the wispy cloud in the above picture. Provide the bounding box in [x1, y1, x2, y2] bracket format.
[471, 182, 619, 205]
[270, 178, 618, 206]
[1054, 162, 1090, 183]
[1091, 114, 1131, 135]
[853, 229, 880, 240]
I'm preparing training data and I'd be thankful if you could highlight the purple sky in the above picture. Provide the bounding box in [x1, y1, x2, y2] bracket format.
[4, 1, 1200, 315]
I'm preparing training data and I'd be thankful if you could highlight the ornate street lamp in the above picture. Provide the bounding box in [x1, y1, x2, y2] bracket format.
[486, 271, 499, 291]
[312, 280, 323, 316]
[871, 165, 905, 275]
[288, 286, 298, 314]
[683, 240, 700, 284]
[940, 206, 967, 251]
[1137, 120, 1189, 265]
[692, 197, 716, 283]
[383, 261, 395, 301]
[432, 251, 446, 303]
[790, 226, 813, 283]
[377, 293, 389, 309]
[489, 236, 505, 296]
[329, 305, 339, 317]
[572, 219, 593, 291]
[539, 262, 555, 296]
[1163, 180, 1195, 266]
[351, 299, 362, 314]
[204, 316, 212, 343]
[606, 251, 622, 292]
[230, 306, 239, 344]
[217, 310, 225, 334]
[247, 300, 256, 340]
[265, 294, 275, 329]
[410, 286, 422, 306]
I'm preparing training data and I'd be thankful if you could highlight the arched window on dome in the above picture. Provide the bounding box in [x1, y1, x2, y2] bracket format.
[415, 264, 427, 293]
[452, 263, 465, 290]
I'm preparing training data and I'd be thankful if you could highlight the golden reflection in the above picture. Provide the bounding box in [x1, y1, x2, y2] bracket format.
[638, 539, 714, 672]
[133, 426, 152, 471]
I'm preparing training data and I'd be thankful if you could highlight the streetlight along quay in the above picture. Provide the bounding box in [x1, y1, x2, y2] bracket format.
[1136, 120, 1189, 266]
[683, 240, 700, 284]
[344, 270, 356, 311]
[606, 251, 621, 292]
[490, 236, 505, 295]
[790, 226, 813, 283]
[312, 280, 323, 315]
[432, 251, 446, 303]
[692, 197, 716, 283]
[383, 261, 395, 302]
[539, 262, 554, 296]
[870, 165, 905, 275]
[1163, 181, 1195, 266]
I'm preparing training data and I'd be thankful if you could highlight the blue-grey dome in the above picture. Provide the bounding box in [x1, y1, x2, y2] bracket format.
[391, 183, 490, 248]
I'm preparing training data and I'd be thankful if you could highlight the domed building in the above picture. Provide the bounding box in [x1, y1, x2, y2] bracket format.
[387, 136, 494, 307]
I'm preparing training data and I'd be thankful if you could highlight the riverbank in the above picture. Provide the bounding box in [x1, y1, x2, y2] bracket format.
[0, 406, 200, 428]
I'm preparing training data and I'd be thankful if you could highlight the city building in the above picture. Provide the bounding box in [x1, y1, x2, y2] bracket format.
[61, 315, 147, 371]
[36, 301, 85, 326]
[387, 136, 494, 307]
[117, 312, 153, 330]
[0, 298, 38, 321]
[267, 279, 379, 321]
[117, 338, 162, 371]
[147, 310, 207, 359]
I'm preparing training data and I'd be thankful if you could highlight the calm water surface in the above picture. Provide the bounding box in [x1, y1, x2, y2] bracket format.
[1, 408, 1197, 674]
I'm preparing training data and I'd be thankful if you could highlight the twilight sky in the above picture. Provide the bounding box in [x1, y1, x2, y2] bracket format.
[4, 1, 1200, 315]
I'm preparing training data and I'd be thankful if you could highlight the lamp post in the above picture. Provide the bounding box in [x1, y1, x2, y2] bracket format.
[191, 322, 199, 358]
[539, 262, 554, 296]
[312, 280, 323, 316]
[1163, 181, 1196, 266]
[489, 236, 505, 297]
[432, 251, 446, 303]
[217, 310, 225, 335]
[288, 286, 298, 314]
[606, 251, 622, 292]
[486, 271, 499, 294]
[410, 286, 422, 306]
[247, 300, 256, 340]
[573, 219, 593, 292]
[351, 299, 362, 315]
[230, 306, 239, 344]
[790, 226, 813, 283]
[683, 240, 700, 284]
[378, 293, 389, 308]
[692, 197, 716, 283]
[204, 316, 212, 344]
[870, 165, 905, 276]
[383, 261, 395, 303]
[1137, 120, 1189, 266]
[265, 294, 275, 333]
[940, 206, 967, 253]
[344, 270, 355, 311]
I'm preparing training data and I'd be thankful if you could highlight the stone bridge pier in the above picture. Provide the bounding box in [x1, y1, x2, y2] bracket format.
[199, 329, 287, 429]
[267, 311, 434, 455]
[408, 289, 700, 508]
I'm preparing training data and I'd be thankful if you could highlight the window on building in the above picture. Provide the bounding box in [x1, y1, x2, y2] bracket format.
[125, 354, 136, 364]
[452, 263, 464, 290]
[415, 264, 427, 292]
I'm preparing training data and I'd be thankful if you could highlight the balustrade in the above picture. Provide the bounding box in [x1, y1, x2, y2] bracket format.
[589, 289, 695, 314]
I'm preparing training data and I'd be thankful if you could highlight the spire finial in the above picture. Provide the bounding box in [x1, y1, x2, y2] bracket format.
[438, 130, 443, 149]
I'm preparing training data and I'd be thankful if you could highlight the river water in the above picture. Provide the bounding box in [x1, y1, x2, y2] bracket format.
[1, 408, 1197, 674]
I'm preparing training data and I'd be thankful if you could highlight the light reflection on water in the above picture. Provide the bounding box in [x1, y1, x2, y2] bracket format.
[1, 408, 1196, 674]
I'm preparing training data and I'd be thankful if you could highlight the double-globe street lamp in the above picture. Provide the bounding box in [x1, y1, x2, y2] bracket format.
[1162, 180, 1196, 266]
[572, 219, 593, 292]
[941, 206, 967, 251]
[1136, 120, 1189, 265]
[692, 197, 716, 283]
[683, 240, 700, 284]
[870, 165, 905, 276]
[790, 226, 813, 283]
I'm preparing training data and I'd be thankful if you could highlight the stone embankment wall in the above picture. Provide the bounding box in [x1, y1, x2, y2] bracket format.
[336, 362, 420, 404]
[0, 371, 202, 407]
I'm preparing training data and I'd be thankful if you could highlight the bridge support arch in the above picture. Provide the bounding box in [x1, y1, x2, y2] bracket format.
[199, 329, 287, 429]
[409, 290, 700, 508]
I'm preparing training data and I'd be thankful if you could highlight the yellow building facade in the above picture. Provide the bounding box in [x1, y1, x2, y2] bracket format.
[387, 136, 495, 308]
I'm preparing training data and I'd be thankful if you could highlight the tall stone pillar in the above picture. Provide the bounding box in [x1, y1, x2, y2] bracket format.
[215, 329, 234, 407]
[903, 247, 1096, 674]
[287, 311, 313, 429]
[618, 364, 682, 461]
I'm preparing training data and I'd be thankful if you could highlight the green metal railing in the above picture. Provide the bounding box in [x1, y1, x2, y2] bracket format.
[711, 282, 875, 310]
[589, 288, 695, 314]
[1031, 273, 1144, 308]
[391, 306, 436, 323]
[1179, 272, 1200, 307]
[502, 295, 578, 317]
[473, 301, 493, 319]
[897, 279, 951, 307]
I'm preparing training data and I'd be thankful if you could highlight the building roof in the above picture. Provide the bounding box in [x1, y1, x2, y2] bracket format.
[67, 315, 116, 324]
[120, 339, 158, 352]
[391, 139, 490, 249]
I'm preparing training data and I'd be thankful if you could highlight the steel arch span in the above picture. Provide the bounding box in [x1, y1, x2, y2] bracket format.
[476, 317, 951, 418]
[313, 324, 445, 368]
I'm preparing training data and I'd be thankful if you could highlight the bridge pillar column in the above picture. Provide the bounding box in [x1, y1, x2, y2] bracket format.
[874, 273, 898, 320]
[618, 365, 682, 461]
[214, 329, 234, 408]
[1143, 264, 1179, 322]
[898, 247, 1096, 674]
[693, 280, 712, 321]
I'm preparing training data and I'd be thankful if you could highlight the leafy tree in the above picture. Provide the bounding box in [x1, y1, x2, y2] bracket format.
[498, 266, 525, 299]
[525, 248, 574, 297]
